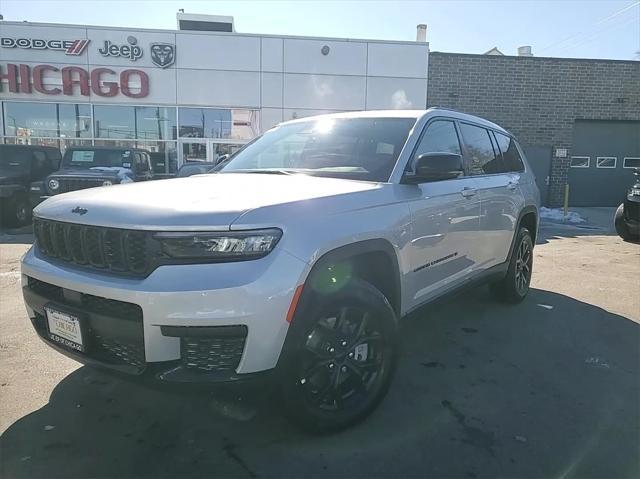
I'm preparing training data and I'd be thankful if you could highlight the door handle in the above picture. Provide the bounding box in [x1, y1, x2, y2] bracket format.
[461, 187, 477, 198]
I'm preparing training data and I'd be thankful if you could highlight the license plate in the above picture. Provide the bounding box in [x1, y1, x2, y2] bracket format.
[45, 306, 85, 352]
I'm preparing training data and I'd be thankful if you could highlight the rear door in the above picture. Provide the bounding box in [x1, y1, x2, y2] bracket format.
[459, 122, 522, 269]
[405, 119, 482, 308]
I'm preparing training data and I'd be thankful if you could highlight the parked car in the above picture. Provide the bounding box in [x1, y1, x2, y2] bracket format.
[176, 162, 217, 178]
[149, 152, 178, 180]
[41, 147, 153, 199]
[614, 168, 640, 241]
[0, 144, 61, 226]
[21, 109, 539, 432]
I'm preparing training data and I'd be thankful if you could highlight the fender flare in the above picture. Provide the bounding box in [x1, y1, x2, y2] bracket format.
[507, 205, 538, 263]
[297, 238, 402, 317]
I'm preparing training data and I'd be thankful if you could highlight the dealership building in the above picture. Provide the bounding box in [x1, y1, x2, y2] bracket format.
[0, 15, 429, 170]
[1, 14, 638, 206]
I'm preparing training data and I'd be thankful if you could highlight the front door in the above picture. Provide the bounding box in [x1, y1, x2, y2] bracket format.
[405, 119, 482, 309]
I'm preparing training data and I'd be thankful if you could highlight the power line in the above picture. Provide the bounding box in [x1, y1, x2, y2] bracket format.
[539, 0, 639, 53]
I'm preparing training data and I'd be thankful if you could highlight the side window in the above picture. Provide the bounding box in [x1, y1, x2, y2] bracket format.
[494, 132, 525, 172]
[413, 120, 461, 158]
[31, 151, 48, 176]
[459, 123, 503, 175]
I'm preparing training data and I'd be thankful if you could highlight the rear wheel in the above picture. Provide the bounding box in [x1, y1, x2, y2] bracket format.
[614, 203, 636, 241]
[490, 227, 533, 303]
[279, 278, 398, 433]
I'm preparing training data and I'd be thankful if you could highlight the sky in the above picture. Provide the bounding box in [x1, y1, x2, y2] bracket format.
[0, 0, 638, 60]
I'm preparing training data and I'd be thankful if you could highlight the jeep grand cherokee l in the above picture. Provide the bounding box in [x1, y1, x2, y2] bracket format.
[21, 109, 539, 432]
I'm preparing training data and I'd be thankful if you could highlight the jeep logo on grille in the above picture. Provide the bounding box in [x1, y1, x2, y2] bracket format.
[71, 206, 88, 215]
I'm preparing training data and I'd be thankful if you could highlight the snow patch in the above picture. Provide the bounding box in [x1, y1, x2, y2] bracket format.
[539, 207, 586, 224]
[90, 167, 134, 183]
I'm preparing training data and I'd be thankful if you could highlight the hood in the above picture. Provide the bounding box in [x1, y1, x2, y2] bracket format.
[49, 168, 123, 180]
[34, 173, 379, 230]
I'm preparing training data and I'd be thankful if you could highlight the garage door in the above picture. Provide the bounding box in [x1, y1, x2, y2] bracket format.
[568, 120, 640, 207]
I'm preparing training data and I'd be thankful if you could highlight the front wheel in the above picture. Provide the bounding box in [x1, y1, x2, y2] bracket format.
[490, 227, 534, 303]
[279, 278, 398, 433]
[614, 203, 636, 241]
[3, 193, 31, 227]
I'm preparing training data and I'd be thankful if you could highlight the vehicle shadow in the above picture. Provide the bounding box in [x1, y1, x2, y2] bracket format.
[1, 288, 638, 479]
[0, 225, 34, 245]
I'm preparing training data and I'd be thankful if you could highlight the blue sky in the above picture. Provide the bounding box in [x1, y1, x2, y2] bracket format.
[0, 0, 638, 60]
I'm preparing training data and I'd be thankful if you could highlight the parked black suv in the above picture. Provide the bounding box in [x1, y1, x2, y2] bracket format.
[0, 145, 61, 226]
[614, 168, 640, 241]
[43, 147, 154, 198]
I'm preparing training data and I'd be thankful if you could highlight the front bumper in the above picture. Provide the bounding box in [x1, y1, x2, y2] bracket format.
[21, 245, 308, 383]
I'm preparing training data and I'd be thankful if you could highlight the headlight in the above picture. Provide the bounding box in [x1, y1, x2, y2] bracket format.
[630, 187, 640, 196]
[155, 229, 282, 260]
[102, 180, 113, 186]
[48, 179, 59, 190]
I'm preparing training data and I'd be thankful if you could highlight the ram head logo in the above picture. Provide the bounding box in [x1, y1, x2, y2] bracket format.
[150, 43, 175, 68]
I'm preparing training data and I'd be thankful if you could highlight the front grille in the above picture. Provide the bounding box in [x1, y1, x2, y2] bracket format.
[27, 277, 145, 369]
[181, 332, 247, 372]
[33, 218, 157, 277]
[57, 177, 105, 193]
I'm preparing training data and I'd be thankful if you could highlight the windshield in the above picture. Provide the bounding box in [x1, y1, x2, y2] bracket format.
[62, 149, 131, 169]
[219, 117, 415, 182]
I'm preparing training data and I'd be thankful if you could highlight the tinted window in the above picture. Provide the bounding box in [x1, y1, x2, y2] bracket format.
[221, 117, 415, 182]
[459, 123, 503, 175]
[414, 120, 461, 157]
[494, 132, 525, 172]
[0, 146, 30, 169]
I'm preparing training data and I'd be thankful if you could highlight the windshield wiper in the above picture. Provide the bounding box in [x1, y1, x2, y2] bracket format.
[228, 169, 296, 175]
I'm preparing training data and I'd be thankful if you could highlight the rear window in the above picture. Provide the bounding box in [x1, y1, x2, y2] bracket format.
[494, 132, 525, 172]
[62, 149, 132, 169]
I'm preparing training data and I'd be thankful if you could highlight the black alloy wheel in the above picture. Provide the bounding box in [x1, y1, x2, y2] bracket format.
[280, 278, 398, 433]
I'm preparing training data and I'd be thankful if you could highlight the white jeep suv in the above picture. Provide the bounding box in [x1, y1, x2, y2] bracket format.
[21, 109, 539, 432]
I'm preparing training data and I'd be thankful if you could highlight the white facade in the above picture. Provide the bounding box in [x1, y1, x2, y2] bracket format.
[0, 20, 429, 167]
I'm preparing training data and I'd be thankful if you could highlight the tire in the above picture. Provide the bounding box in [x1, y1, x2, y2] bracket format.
[614, 204, 636, 242]
[278, 277, 398, 434]
[490, 226, 533, 303]
[4, 193, 31, 227]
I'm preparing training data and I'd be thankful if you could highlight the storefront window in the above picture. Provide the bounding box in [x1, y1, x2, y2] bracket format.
[3, 101, 91, 138]
[4, 136, 61, 149]
[135, 107, 177, 141]
[179, 108, 259, 140]
[93, 139, 138, 149]
[93, 105, 136, 139]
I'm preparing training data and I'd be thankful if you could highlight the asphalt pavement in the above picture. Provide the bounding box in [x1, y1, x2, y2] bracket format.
[0, 210, 638, 478]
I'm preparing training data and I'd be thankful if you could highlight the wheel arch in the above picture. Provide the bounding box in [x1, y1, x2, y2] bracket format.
[507, 205, 538, 262]
[299, 239, 402, 318]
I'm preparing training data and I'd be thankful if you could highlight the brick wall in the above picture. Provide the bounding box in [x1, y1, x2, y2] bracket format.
[426, 52, 640, 205]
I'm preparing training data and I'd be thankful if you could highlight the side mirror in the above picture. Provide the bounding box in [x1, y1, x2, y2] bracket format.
[216, 154, 230, 165]
[407, 152, 464, 183]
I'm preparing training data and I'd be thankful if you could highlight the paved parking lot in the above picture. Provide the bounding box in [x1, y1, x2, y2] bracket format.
[1, 210, 638, 478]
